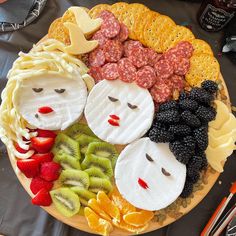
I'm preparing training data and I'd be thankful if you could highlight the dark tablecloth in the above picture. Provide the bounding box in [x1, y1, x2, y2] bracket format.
[0, 1, 235, 236]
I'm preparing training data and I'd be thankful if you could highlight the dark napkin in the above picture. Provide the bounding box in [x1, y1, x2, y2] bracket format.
[0, 0, 35, 24]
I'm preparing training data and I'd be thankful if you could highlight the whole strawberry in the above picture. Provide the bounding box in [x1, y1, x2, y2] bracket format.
[39, 161, 61, 181]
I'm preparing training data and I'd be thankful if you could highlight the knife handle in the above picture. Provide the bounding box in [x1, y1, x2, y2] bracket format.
[201, 197, 227, 236]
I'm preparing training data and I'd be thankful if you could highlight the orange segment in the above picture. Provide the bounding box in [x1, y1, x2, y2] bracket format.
[88, 198, 111, 222]
[123, 210, 154, 227]
[84, 207, 113, 236]
[110, 186, 136, 214]
[97, 191, 121, 222]
[112, 218, 148, 234]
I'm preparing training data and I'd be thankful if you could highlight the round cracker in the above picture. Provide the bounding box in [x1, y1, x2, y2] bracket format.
[185, 54, 220, 87]
[161, 25, 195, 52]
[189, 39, 214, 56]
[110, 2, 129, 22]
[118, 3, 150, 39]
[88, 4, 111, 19]
[144, 14, 175, 52]
[48, 18, 70, 45]
[62, 10, 76, 24]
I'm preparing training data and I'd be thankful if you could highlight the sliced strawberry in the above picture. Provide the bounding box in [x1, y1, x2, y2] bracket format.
[30, 177, 53, 195]
[17, 159, 40, 178]
[40, 161, 61, 181]
[31, 137, 55, 153]
[31, 152, 54, 164]
[38, 106, 54, 114]
[31, 188, 52, 206]
[37, 129, 57, 138]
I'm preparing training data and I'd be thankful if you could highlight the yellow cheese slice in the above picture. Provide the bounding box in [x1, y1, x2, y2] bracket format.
[64, 22, 98, 55]
[69, 7, 102, 35]
[206, 137, 236, 172]
[209, 100, 230, 130]
[82, 74, 95, 92]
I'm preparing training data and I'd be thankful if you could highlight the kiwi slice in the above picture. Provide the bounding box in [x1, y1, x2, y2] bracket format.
[59, 169, 90, 189]
[71, 186, 96, 206]
[84, 167, 109, 179]
[54, 153, 81, 170]
[52, 133, 81, 160]
[50, 187, 80, 217]
[81, 154, 113, 178]
[65, 123, 97, 139]
[77, 134, 100, 154]
[89, 177, 113, 194]
[86, 142, 118, 168]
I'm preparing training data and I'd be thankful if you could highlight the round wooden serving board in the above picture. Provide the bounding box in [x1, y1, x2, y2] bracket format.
[7, 32, 231, 235]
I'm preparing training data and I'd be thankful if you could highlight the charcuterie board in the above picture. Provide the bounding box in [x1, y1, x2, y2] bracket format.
[1, 2, 235, 236]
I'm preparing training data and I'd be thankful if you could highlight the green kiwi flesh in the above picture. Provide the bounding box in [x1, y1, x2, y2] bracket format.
[81, 154, 113, 178]
[59, 169, 90, 189]
[52, 133, 81, 160]
[71, 186, 96, 206]
[76, 134, 100, 154]
[50, 187, 80, 217]
[64, 123, 97, 139]
[86, 142, 118, 168]
[54, 153, 81, 170]
[89, 177, 113, 194]
[84, 167, 109, 179]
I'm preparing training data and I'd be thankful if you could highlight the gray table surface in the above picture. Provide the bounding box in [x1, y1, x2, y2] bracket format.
[0, 0, 235, 235]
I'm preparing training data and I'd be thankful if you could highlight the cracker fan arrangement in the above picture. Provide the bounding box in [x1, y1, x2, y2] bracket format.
[0, 3, 236, 235]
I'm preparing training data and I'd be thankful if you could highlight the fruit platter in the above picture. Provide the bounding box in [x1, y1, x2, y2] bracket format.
[0, 2, 236, 235]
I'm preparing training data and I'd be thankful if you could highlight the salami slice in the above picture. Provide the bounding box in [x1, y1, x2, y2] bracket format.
[114, 23, 129, 42]
[145, 48, 162, 67]
[101, 63, 119, 80]
[92, 30, 109, 48]
[88, 67, 103, 83]
[100, 14, 120, 38]
[118, 58, 137, 83]
[124, 40, 142, 57]
[174, 57, 190, 76]
[99, 10, 116, 21]
[135, 66, 157, 89]
[128, 46, 148, 68]
[154, 59, 174, 80]
[170, 75, 185, 91]
[103, 40, 123, 62]
[175, 41, 194, 58]
[150, 81, 172, 103]
[88, 48, 105, 67]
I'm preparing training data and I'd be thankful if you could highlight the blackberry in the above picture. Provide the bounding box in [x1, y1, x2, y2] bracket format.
[155, 110, 180, 124]
[188, 156, 202, 170]
[201, 80, 218, 94]
[180, 180, 193, 198]
[159, 101, 179, 112]
[195, 106, 216, 123]
[193, 126, 208, 151]
[169, 124, 191, 136]
[148, 127, 174, 143]
[169, 141, 192, 164]
[196, 150, 208, 170]
[182, 136, 196, 151]
[188, 172, 200, 184]
[179, 99, 199, 111]
[181, 110, 201, 128]
[189, 87, 213, 105]
[179, 91, 189, 100]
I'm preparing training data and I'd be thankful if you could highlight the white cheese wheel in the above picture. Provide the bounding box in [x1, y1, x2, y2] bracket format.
[115, 137, 186, 211]
[14, 74, 87, 130]
[84, 80, 154, 145]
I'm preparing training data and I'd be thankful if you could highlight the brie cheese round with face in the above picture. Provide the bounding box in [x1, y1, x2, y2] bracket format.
[115, 137, 186, 211]
[84, 80, 154, 145]
[14, 73, 87, 130]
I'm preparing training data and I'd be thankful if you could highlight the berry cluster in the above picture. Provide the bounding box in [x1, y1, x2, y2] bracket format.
[148, 80, 218, 198]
